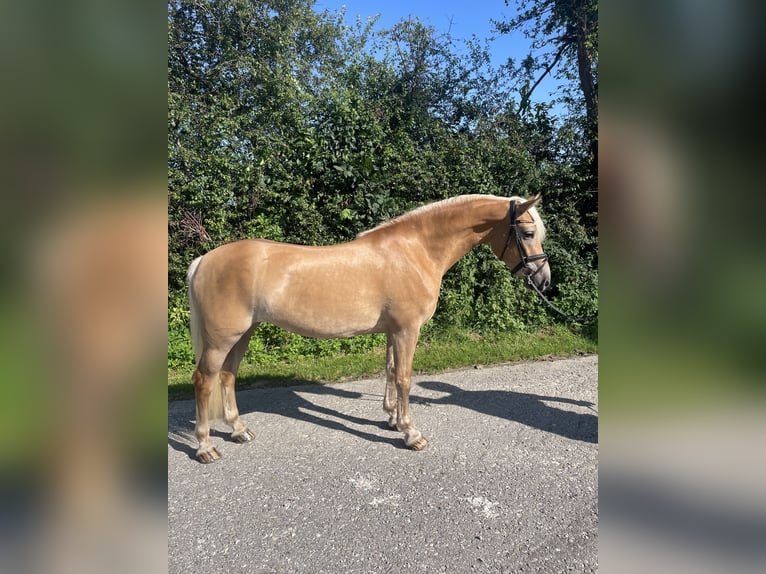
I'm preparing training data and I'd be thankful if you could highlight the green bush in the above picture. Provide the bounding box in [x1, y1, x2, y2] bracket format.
[167, 2, 597, 371]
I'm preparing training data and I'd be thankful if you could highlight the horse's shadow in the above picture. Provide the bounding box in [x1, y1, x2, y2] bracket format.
[168, 378, 597, 459]
[414, 380, 598, 444]
[168, 382, 405, 459]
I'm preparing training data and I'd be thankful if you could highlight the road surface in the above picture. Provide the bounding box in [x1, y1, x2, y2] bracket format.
[168, 355, 598, 573]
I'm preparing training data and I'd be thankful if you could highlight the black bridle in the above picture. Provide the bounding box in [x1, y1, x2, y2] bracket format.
[500, 199, 598, 324]
[499, 200, 549, 276]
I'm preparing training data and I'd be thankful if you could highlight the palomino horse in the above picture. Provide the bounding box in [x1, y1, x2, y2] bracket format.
[187, 194, 550, 462]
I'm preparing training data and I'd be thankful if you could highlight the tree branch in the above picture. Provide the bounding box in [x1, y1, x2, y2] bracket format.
[518, 41, 568, 114]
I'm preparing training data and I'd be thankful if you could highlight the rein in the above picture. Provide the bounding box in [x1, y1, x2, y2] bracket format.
[526, 275, 598, 324]
[503, 199, 597, 324]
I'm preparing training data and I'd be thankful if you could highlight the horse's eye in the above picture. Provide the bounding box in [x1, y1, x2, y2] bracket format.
[524, 231, 534, 239]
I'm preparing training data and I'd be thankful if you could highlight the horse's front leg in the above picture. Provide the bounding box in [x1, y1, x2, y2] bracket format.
[391, 329, 429, 450]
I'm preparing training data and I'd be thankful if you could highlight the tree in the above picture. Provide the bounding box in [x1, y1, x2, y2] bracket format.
[493, 0, 597, 253]
[494, 0, 597, 157]
[168, 0, 346, 288]
[167, 1, 598, 368]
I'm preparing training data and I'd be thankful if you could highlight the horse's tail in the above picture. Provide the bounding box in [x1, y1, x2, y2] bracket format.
[187, 255, 224, 422]
[187, 255, 205, 365]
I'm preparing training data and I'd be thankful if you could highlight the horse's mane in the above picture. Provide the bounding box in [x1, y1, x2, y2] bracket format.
[357, 194, 546, 241]
[356, 195, 479, 238]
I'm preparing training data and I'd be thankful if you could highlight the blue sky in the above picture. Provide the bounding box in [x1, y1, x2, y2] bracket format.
[312, 0, 564, 112]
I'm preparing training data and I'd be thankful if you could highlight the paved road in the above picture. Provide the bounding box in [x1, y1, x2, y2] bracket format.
[168, 356, 598, 573]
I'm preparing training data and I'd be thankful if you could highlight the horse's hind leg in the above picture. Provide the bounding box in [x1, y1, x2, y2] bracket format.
[193, 347, 232, 463]
[220, 326, 257, 444]
[383, 336, 398, 428]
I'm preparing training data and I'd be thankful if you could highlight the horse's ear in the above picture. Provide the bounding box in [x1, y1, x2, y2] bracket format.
[517, 193, 542, 214]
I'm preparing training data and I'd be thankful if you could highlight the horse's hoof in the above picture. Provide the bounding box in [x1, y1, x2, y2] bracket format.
[232, 428, 255, 443]
[196, 447, 221, 464]
[408, 437, 429, 451]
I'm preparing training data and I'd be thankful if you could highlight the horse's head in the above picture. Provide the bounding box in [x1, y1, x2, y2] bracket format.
[492, 194, 551, 292]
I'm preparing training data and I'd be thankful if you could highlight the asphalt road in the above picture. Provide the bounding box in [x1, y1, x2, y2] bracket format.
[168, 355, 598, 573]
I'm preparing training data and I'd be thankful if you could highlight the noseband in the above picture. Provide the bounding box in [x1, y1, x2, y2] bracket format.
[499, 200, 548, 276]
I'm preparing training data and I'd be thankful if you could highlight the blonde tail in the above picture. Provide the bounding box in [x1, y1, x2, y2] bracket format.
[187, 256, 204, 365]
[187, 255, 223, 422]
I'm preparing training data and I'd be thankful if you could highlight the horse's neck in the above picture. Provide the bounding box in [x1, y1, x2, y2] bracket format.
[416, 197, 508, 275]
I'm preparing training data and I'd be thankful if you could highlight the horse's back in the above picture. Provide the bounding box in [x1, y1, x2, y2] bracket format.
[190, 237, 439, 339]
[190, 239, 388, 338]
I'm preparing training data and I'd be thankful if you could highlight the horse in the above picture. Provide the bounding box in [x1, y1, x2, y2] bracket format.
[186, 194, 550, 463]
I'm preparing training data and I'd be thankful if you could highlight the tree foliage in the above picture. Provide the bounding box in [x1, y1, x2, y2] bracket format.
[167, 0, 598, 368]
[495, 0, 597, 188]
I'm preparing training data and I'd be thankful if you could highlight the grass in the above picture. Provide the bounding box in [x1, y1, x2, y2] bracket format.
[167, 324, 597, 400]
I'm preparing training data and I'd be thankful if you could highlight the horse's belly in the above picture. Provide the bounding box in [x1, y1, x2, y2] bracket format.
[252, 245, 406, 338]
[266, 304, 383, 339]
[259, 284, 385, 338]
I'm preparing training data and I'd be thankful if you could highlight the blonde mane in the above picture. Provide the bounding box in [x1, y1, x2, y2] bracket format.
[358, 194, 546, 241]
[356, 195, 478, 238]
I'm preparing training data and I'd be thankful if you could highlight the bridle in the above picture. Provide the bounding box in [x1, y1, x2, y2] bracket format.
[500, 199, 598, 324]
[499, 200, 548, 277]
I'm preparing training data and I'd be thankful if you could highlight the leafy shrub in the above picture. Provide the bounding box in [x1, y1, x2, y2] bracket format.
[167, 2, 597, 371]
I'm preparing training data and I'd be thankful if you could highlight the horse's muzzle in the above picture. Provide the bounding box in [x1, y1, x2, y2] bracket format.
[523, 261, 551, 292]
